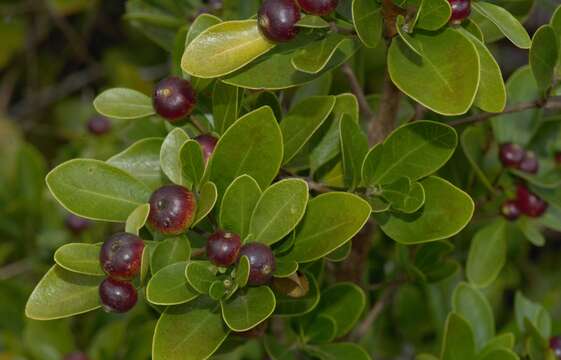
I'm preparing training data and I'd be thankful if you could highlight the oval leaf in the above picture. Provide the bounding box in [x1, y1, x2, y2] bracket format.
[125, 203, 150, 235]
[185, 261, 218, 294]
[472, 2, 531, 49]
[93, 88, 154, 119]
[466, 219, 507, 288]
[352, 0, 382, 48]
[193, 182, 218, 226]
[292, 34, 354, 74]
[530, 25, 559, 91]
[160, 128, 189, 186]
[147, 262, 199, 305]
[150, 236, 191, 274]
[219, 175, 262, 238]
[221, 286, 276, 331]
[54, 243, 104, 276]
[180, 140, 205, 190]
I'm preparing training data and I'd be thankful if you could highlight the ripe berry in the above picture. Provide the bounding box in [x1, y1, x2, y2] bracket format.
[63, 352, 89, 360]
[555, 152, 561, 165]
[148, 185, 197, 235]
[499, 143, 525, 168]
[258, 0, 301, 43]
[550, 336, 561, 359]
[516, 184, 548, 218]
[86, 116, 111, 136]
[500, 200, 521, 221]
[153, 77, 197, 122]
[448, 0, 471, 24]
[195, 134, 218, 164]
[206, 231, 242, 267]
[239, 243, 276, 286]
[297, 0, 338, 16]
[99, 232, 144, 280]
[65, 214, 91, 234]
[99, 277, 137, 313]
[519, 151, 539, 174]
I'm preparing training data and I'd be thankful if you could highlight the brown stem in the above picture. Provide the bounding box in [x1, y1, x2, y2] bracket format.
[382, 0, 406, 38]
[370, 70, 400, 145]
[341, 62, 376, 125]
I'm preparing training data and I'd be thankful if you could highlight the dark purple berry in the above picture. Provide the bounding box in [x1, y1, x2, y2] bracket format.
[555, 152, 561, 165]
[516, 184, 548, 218]
[297, 0, 338, 16]
[206, 230, 241, 267]
[448, 0, 471, 24]
[99, 277, 137, 313]
[195, 134, 218, 164]
[153, 77, 197, 122]
[499, 143, 525, 168]
[148, 185, 197, 235]
[519, 151, 539, 174]
[550, 336, 561, 359]
[100, 232, 144, 280]
[500, 200, 521, 221]
[86, 116, 111, 136]
[65, 214, 91, 234]
[63, 352, 89, 360]
[258, 0, 301, 43]
[239, 243, 276, 286]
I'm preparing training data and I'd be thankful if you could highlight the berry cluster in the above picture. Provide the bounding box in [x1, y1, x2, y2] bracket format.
[448, 0, 471, 24]
[499, 143, 539, 174]
[257, 0, 338, 43]
[206, 231, 276, 286]
[501, 184, 548, 220]
[98, 232, 145, 313]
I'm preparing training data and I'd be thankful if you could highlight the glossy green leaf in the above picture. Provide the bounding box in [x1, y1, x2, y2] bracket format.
[54, 243, 104, 276]
[352, 0, 382, 48]
[208, 281, 227, 300]
[160, 128, 189, 186]
[466, 219, 507, 287]
[440, 313, 476, 360]
[286, 192, 371, 263]
[472, 2, 531, 49]
[249, 179, 309, 245]
[147, 262, 199, 305]
[517, 217, 546, 247]
[416, 0, 451, 31]
[362, 121, 458, 186]
[304, 343, 371, 360]
[376, 176, 474, 244]
[213, 81, 240, 134]
[193, 182, 218, 226]
[235, 255, 250, 287]
[274, 259, 299, 278]
[26, 266, 102, 320]
[209, 106, 283, 195]
[325, 241, 352, 262]
[297, 15, 330, 28]
[93, 88, 154, 119]
[315, 283, 366, 337]
[125, 203, 150, 235]
[151, 236, 191, 274]
[46, 159, 151, 222]
[304, 315, 338, 344]
[219, 175, 262, 238]
[185, 261, 218, 294]
[461, 126, 495, 192]
[274, 271, 320, 316]
[515, 292, 551, 338]
[265, 336, 298, 360]
[292, 33, 354, 74]
[221, 286, 276, 331]
[530, 25, 559, 91]
[380, 177, 425, 213]
[180, 140, 205, 190]
[340, 115, 369, 190]
[182, 20, 275, 78]
[185, 14, 222, 45]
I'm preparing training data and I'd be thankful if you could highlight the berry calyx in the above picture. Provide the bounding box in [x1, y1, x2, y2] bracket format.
[258, 0, 301, 43]
[195, 134, 218, 164]
[550, 336, 561, 359]
[63, 352, 89, 360]
[499, 143, 525, 168]
[297, 0, 338, 16]
[516, 184, 548, 218]
[99, 277, 137, 313]
[500, 200, 521, 221]
[519, 151, 539, 174]
[239, 243, 276, 286]
[148, 185, 197, 235]
[65, 214, 91, 234]
[153, 77, 197, 122]
[99, 232, 144, 280]
[86, 116, 111, 136]
[206, 230, 242, 267]
[448, 0, 471, 24]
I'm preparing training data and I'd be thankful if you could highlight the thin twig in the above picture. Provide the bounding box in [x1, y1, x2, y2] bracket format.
[279, 169, 334, 193]
[341, 63, 377, 124]
[370, 70, 400, 145]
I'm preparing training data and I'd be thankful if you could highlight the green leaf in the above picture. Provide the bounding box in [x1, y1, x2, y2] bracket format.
[352, 0, 382, 48]
[185, 261, 218, 294]
[285, 192, 371, 263]
[221, 286, 276, 331]
[147, 262, 199, 305]
[292, 33, 354, 74]
[249, 179, 309, 245]
[93, 88, 154, 119]
[265, 336, 298, 360]
[126, 203, 150, 235]
[304, 343, 371, 360]
[23, 320, 74, 360]
[219, 175, 262, 238]
[362, 121, 458, 186]
[315, 283, 366, 337]
[441, 313, 476, 360]
[479, 334, 515, 356]
[388, 28, 479, 115]
[160, 128, 189, 186]
[472, 2, 531, 49]
[274, 271, 320, 316]
[530, 25, 559, 91]
[478, 349, 519, 360]
[461, 126, 495, 192]
[376, 176, 474, 244]
[235, 255, 250, 287]
[180, 140, 205, 190]
[185, 14, 222, 45]
[416, 0, 451, 31]
[208, 281, 227, 300]
[151, 236, 191, 274]
[281, 96, 336, 164]
[380, 177, 425, 214]
[26, 266, 102, 320]
[209, 106, 283, 195]
[452, 282, 495, 350]
[466, 219, 507, 288]
[325, 241, 352, 262]
[107, 137, 164, 190]
[213, 81, 240, 134]
[54, 243, 104, 276]
[340, 115, 369, 190]
[152, 298, 229, 360]
[274, 259, 299, 277]
[517, 217, 546, 247]
[182, 20, 275, 78]
[511, 168, 561, 189]
[297, 15, 330, 28]
[304, 315, 338, 343]
[193, 182, 218, 226]
[516, 292, 552, 340]
[412, 241, 459, 283]
[46, 159, 151, 222]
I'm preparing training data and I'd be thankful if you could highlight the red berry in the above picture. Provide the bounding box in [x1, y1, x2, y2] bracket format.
[148, 185, 197, 235]
[153, 77, 197, 122]
[448, 0, 471, 24]
[258, 0, 301, 43]
[500, 200, 521, 221]
[65, 214, 91, 234]
[239, 243, 276, 286]
[64, 352, 89, 360]
[550, 336, 561, 359]
[99, 232, 144, 280]
[297, 0, 338, 16]
[195, 134, 218, 164]
[99, 277, 137, 313]
[519, 151, 539, 174]
[86, 116, 111, 136]
[499, 143, 525, 168]
[516, 184, 548, 218]
[555, 152, 561, 165]
[206, 230, 242, 267]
